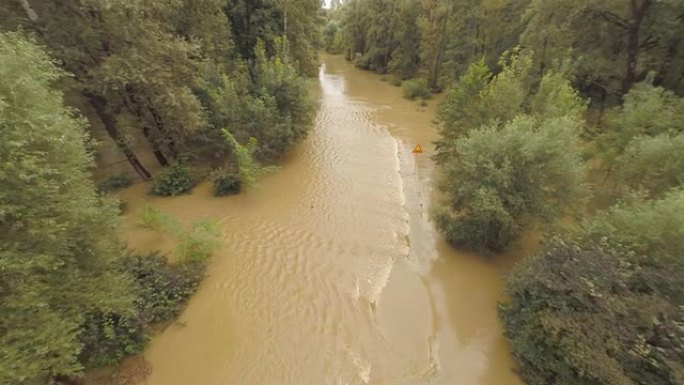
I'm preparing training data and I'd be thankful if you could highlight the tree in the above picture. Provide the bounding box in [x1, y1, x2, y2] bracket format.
[388, 0, 422, 79]
[0, 0, 208, 172]
[501, 191, 684, 385]
[522, 0, 684, 99]
[417, 0, 452, 90]
[0, 32, 132, 383]
[434, 52, 535, 163]
[599, 81, 684, 160]
[434, 114, 585, 252]
[434, 59, 492, 163]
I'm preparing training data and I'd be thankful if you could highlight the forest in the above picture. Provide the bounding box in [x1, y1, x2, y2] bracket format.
[2, 0, 683, 384]
[0, 1, 320, 383]
[326, 0, 684, 384]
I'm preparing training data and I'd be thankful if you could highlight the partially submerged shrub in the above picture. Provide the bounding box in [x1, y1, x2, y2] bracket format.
[402, 78, 431, 100]
[97, 174, 133, 193]
[150, 163, 197, 196]
[137, 206, 221, 262]
[434, 116, 584, 252]
[177, 221, 222, 263]
[210, 168, 242, 196]
[79, 252, 205, 368]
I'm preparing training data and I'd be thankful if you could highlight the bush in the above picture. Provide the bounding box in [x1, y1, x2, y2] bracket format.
[501, 192, 684, 385]
[177, 221, 221, 262]
[435, 115, 585, 252]
[97, 174, 133, 193]
[210, 168, 242, 196]
[390, 77, 402, 87]
[137, 206, 221, 262]
[150, 163, 197, 196]
[402, 78, 431, 100]
[354, 53, 371, 70]
[79, 253, 205, 368]
[501, 239, 684, 385]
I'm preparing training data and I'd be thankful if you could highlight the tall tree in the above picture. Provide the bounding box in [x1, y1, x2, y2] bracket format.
[522, 0, 684, 99]
[0, 32, 132, 383]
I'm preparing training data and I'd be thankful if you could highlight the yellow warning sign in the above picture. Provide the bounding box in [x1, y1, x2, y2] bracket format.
[412, 144, 424, 154]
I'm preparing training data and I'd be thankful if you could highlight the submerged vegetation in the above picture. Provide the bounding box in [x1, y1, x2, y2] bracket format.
[330, 0, 684, 384]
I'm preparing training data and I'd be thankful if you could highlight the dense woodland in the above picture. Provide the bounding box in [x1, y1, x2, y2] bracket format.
[329, 1, 684, 384]
[2, 0, 683, 384]
[0, 1, 319, 383]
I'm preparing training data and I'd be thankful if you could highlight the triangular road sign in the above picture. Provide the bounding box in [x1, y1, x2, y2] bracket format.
[412, 144, 424, 154]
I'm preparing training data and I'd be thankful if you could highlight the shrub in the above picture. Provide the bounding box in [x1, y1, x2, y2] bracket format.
[210, 168, 242, 196]
[177, 221, 222, 262]
[435, 115, 585, 252]
[150, 163, 197, 196]
[501, 192, 684, 385]
[354, 53, 371, 70]
[79, 253, 205, 368]
[97, 174, 133, 193]
[390, 77, 402, 87]
[402, 78, 431, 100]
[137, 206, 221, 262]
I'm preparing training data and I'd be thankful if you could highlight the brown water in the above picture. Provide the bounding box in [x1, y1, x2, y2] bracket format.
[118, 54, 531, 385]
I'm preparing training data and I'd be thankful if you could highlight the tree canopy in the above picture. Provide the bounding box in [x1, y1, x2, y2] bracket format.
[0, 32, 132, 383]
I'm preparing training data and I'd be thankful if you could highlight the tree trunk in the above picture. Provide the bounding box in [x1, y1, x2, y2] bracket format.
[428, 1, 451, 90]
[122, 88, 170, 167]
[146, 102, 178, 159]
[143, 126, 170, 167]
[622, 0, 652, 94]
[85, 92, 152, 181]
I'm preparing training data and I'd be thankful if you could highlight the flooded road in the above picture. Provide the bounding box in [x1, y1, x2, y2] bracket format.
[120, 54, 529, 385]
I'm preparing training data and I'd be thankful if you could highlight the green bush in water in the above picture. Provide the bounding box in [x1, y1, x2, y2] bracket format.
[97, 174, 133, 193]
[137, 206, 221, 262]
[79, 253, 205, 368]
[402, 78, 431, 100]
[150, 163, 197, 196]
[210, 168, 242, 196]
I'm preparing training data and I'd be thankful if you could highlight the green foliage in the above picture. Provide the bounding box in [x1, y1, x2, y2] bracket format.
[434, 52, 539, 163]
[79, 253, 205, 368]
[0, 32, 132, 383]
[150, 163, 198, 197]
[137, 205, 176, 232]
[598, 82, 684, 164]
[323, 21, 344, 54]
[137, 206, 221, 262]
[529, 71, 586, 121]
[402, 78, 431, 100]
[210, 168, 242, 196]
[97, 174, 134, 193]
[337, 0, 683, 101]
[522, 0, 684, 98]
[502, 191, 684, 385]
[221, 129, 279, 190]
[435, 115, 585, 252]
[434, 59, 492, 162]
[250, 40, 317, 160]
[614, 133, 684, 198]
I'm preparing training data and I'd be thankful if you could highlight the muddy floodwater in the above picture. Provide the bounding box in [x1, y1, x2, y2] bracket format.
[118, 54, 533, 385]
